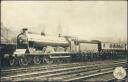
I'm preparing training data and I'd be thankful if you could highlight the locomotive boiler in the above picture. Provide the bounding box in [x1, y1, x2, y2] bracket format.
[17, 28, 70, 51]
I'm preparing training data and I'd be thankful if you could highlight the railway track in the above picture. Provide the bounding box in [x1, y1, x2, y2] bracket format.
[64, 67, 127, 81]
[1, 60, 127, 81]
[1, 59, 125, 72]
[30, 61, 126, 81]
[1, 60, 125, 77]
[1, 61, 101, 77]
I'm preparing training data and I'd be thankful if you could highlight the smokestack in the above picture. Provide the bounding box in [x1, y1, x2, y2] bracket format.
[41, 24, 45, 36]
[22, 28, 28, 34]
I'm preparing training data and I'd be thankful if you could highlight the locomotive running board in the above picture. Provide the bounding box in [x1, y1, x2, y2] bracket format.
[25, 52, 77, 56]
[12, 49, 26, 57]
[50, 55, 70, 58]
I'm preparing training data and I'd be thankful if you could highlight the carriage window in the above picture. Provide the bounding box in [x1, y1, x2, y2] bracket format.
[116, 44, 119, 48]
[117, 44, 120, 48]
[110, 44, 112, 48]
[113, 44, 116, 48]
[103, 44, 105, 47]
[120, 45, 123, 48]
[115, 44, 118, 48]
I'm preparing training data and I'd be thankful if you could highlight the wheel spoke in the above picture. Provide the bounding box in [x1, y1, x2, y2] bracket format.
[9, 57, 15, 66]
[33, 56, 41, 65]
[44, 56, 53, 64]
[19, 57, 29, 66]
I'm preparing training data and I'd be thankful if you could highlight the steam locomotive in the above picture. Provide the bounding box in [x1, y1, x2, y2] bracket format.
[4, 28, 127, 66]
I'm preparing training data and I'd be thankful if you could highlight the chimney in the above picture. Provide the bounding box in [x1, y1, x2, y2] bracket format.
[22, 28, 28, 34]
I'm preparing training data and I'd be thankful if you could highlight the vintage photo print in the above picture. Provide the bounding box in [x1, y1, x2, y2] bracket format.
[0, 1, 127, 81]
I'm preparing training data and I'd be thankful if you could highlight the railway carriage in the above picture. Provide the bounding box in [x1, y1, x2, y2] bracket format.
[100, 42, 127, 59]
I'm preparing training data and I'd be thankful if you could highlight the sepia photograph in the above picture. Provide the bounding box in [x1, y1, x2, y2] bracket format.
[0, 1, 127, 81]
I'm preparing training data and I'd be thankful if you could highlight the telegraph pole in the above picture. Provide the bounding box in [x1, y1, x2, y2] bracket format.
[41, 24, 46, 35]
[0, 2, 2, 44]
[57, 17, 62, 36]
[0, 22, 1, 44]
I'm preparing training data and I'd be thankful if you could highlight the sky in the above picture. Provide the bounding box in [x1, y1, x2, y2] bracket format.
[1, 1, 127, 42]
